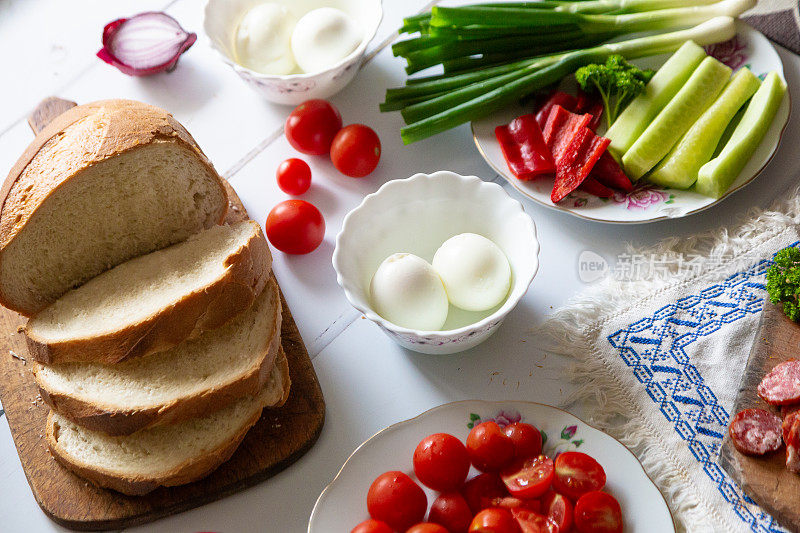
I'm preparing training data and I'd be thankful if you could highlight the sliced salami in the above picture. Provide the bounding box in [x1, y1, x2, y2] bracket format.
[780, 403, 800, 418]
[784, 413, 800, 473]
[757, 359, 800, 405]
[729, 408, 783, 456]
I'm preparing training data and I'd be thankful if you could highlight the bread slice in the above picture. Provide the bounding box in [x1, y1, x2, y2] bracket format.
[47, 347, 290, 496]
[34, 276, 282, 435]
[25, 220, 271, 365]
[0, 99, 229, 316]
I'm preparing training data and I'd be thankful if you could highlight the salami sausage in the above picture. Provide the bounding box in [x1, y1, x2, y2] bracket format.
[780, 403, 800, 418]
[729, 408, 783, 456]
[758, 360, 800, 405]
[784, 412, 800, 473]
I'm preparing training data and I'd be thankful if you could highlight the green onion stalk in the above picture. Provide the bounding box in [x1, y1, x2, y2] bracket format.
[394, 16, 738, 144]
[393, 0, 752, 76]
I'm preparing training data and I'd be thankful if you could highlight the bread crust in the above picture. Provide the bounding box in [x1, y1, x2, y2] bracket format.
[24, 221, 272, 365]
[34, 279, 282, 436]
[45, 350, 291, 496]
[0, 99, 229, 316]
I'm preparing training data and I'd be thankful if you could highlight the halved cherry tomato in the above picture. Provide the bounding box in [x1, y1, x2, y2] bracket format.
[407, 523, 450, 533]
[510, 509, 558, 533]
[462, 473, 509, 514]
[367, 471, 427, 531]
[414, 433, 470, 491]
[469, 508, 521, 533]
[285, 99, 342, 155]
[265, 200, 325, 254]
[330, 124, 381, 177]
[429, 492, 474, 533]
[467, 422, 515, 472]
[552, 452, 606, 500]
[490, 497, 542, 514]
[500, 455, 554, 500]
[542, 491, 573, 532]
[276, 158, 311, 195]
[504, 423, 543, 460]
[351, 519, 393, 533]
[573, 491, 623, 533]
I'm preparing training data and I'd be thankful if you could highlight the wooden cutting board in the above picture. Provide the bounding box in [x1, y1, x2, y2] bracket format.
[0, 98, 325, 531]
[719, 302, 800, 532]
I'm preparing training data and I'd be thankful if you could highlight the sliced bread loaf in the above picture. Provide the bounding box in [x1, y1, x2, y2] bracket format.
[34, 276, 282, 435]
[25, 220, 271, 365]
[0, 99, 229, 316]
[47, 347, 290, 496]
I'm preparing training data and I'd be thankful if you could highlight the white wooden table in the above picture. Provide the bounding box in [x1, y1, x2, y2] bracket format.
[1, 1, 799, 531]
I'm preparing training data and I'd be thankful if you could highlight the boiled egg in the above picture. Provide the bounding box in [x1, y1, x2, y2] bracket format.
[432, 233, 511, 312]
[290, 7, 362, 74]
[370, 253, 449, 331]
[234, 3, 297, 75]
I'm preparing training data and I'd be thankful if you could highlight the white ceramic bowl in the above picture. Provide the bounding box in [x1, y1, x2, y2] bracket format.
[203, 0, 382, 105]
[333, 172, 540, 354]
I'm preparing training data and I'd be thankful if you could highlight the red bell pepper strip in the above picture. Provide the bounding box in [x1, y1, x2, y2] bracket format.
[495, 114, 556, 180]
[591, 152, 633, 191]
[579, 177, 614, 197]
[535, 91, 578, 128]
[583, 101, 604, 131]
[575, 89, 604, 131]
[552, 126, 611, 203]
[542, 105, 593, 162]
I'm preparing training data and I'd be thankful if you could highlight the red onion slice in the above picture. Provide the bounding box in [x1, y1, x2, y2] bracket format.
[97, 12, 196, 76]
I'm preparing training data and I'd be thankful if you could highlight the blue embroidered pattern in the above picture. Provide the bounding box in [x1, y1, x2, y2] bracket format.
[607, 247, 799, 533]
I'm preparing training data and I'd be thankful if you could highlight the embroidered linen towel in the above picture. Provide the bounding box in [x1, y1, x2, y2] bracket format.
[538, 192, 800, 532]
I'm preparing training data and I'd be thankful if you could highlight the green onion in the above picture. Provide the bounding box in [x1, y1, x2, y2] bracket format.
[397, 16, 738, 144]
[399, 0, 726, 36]
[403, 31, 595, 75]
[430, 0, 754, 35]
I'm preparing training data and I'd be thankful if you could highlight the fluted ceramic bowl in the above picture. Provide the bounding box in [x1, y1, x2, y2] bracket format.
[333, 171, 540, 354]
[203, 0, 382, 105]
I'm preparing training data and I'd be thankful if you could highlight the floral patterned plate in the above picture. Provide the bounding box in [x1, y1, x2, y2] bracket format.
[471, 22, 790, 224]
[308, 400, 675, 532]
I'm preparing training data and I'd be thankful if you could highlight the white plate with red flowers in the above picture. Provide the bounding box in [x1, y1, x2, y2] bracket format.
[471, 23, 790, 224]
[308, 400, 675, 532]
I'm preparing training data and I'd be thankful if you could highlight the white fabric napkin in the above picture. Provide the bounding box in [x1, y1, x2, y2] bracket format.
[539, 191, 800, 532]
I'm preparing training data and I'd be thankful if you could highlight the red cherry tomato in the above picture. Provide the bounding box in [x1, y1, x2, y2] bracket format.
[351, 519, 393, 533]
[276, 158, 311, 195]
[490, 497, 542, 514]
[413, 433, 470, 491]
[462, 473, 508, 514]
[407, 523, 450, 533]
[542, 491, 573, 532]
[330, 124, 381, 177]
[467, 422, 515, 472]
[285, 99, 342, 155]
[509, 509, 559, 533]
[573, 491, 623, 533]
[468, 508, 521, 533]
[552, 452, 606, 500]
[367, 471, 427, 532]
[265, 200, 325, 254]
[500, 455, 555, 500]
[503, 423, 543, 460]
[429, 492, 474, 533]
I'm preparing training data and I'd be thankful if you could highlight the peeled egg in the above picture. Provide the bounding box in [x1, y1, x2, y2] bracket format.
[370, 253, 449, 331]
[234, 3, 297, 75]
[433, 233, 511, 312]
[290, 7, 362, 73]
